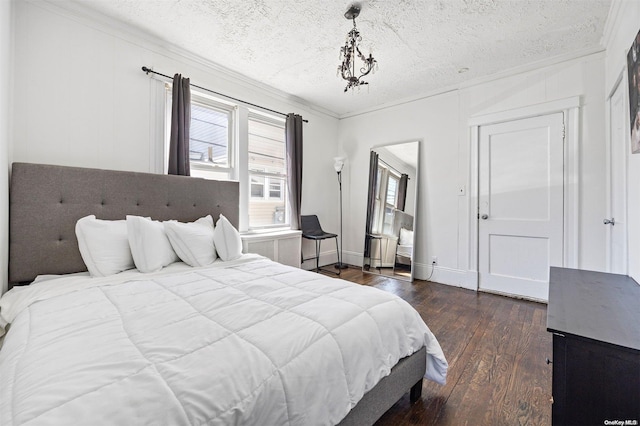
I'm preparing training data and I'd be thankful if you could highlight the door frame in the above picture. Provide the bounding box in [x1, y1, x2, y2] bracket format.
[468, 97, 581, 292]
[604, 69, 629, 274]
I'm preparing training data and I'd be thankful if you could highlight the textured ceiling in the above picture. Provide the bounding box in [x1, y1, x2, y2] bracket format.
[74, 0, 612, 117]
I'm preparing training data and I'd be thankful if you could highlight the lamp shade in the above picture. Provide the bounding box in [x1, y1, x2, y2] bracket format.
[334, 157, 345, 172]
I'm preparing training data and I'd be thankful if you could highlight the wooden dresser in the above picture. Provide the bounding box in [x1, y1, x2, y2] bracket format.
[547, 267, 640, 426]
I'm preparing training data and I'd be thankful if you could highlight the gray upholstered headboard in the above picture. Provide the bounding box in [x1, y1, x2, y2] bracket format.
[9, 162, 239, 285]
[392, 209, 414, 236]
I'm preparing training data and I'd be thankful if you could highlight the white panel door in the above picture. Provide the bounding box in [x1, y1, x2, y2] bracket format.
[478, 113, 564, 301]
[606, 82, 628, 274]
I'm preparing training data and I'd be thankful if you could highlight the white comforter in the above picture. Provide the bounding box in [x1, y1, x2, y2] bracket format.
[0, 255, 447, 426]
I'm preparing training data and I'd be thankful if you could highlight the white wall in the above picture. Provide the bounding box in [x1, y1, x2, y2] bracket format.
[339, 53, 607, 287]
[604, 0, 640, 283]
[11, 0, 341, 271]
[0, 0, 12, 293]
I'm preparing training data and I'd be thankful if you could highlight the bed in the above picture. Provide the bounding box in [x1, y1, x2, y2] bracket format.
[0, 162, 447, 426]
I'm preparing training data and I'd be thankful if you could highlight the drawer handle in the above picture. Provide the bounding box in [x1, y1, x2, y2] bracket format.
[546, 358, 552, 364]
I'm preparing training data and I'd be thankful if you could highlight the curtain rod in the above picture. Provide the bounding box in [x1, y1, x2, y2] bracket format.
[141, 66, 308, 123]
[378, 158, 410, 180]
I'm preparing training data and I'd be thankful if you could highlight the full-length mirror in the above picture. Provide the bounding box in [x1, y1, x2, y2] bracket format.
[363, 141, 419, 281]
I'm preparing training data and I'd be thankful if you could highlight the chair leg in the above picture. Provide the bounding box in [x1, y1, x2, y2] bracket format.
[315, 240, 320, 272]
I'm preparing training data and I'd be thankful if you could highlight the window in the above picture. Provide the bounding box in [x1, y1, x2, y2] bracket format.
[248, 113, 288, 228]
[386, 174, 398, 206]
[373, 163, 401, 235]
[269, 180, 282, 199]
[250, 175, 265, 198]
[383, 173, 399, 234]
[165, 88, 234, 180]
[190, 101, 230, 166]
[163, 87, 290, 231]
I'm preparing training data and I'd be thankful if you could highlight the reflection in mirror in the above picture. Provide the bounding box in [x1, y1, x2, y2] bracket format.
[363, 141, 419, 281]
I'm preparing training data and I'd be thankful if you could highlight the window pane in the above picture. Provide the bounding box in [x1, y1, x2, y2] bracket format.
[248, 119, 285, 175]
[383, 206, 394, 235]
[248, 176, 288, 227]
[269, 179, 282, 199]
[386, 176, 398, 206]
[248, 116, 288, 228]
[250, 175, 265, 198]
[190, 102, 229, 166]
[191, 168, 230, 181]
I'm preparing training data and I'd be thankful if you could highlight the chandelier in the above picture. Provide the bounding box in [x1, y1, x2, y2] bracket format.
[337, 4, 378, 92]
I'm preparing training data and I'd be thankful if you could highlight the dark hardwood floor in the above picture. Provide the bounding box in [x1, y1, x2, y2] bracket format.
[336, 266, 552, 426]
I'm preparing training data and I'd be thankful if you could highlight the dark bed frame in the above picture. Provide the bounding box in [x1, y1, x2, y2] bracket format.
[8, 162, 425, 425]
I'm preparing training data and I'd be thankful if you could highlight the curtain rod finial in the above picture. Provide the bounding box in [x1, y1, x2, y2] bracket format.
[142, 66, 151, 74]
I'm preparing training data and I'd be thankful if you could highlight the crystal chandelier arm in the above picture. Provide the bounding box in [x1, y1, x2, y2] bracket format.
[359, 56, 376, 77]
[340, 46, 354, 80]
[354, 44, 374, 77]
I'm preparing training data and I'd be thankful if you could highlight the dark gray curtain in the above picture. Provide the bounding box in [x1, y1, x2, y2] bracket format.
[286, 113, 303, 230]
[168, 73, 191, 176]
[397, 173, 409, 211]
[364, 151, 379, 258]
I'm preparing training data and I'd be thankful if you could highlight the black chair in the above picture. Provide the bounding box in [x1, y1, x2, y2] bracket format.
[301, 215, 340, 275]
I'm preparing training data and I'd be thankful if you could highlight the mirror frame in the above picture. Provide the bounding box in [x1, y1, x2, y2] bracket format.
[362, 140, 420, 282]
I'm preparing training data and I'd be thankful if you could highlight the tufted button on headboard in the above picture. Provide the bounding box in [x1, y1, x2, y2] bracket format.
[9, 163, 240, 286]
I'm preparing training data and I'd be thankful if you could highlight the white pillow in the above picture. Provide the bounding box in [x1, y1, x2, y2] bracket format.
[213, 214, 243, 261]
[399, 227, 414, 246]
[75, 215, 135, 277]
[164, 215, 217, 267]
[126, 216, 179, 273]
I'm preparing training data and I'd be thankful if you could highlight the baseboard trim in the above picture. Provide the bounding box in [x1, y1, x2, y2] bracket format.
[318, 250, 480, 292]
[477, 288, 548, 304]
[414, 263, 478, 291]
[300, 250, 339, 271]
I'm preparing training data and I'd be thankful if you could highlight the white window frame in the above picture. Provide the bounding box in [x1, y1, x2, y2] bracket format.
[250, 173, 266, 199]
[268, 179, 283, 200]
[246, 110, 289, 230]
[158, 86, 292, 233]
[373, 163, 401, 235]
[385, 172, 400, 208]
[164, 85, 237, 179]
[249, 171, 284, 201]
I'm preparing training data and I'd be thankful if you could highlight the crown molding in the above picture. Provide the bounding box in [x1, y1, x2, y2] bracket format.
[339, 47, 605, 119]
[601, 0, 625, 50]
[27, 0, 339, 120]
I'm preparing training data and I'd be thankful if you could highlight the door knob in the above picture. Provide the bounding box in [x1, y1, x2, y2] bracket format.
[603, 218, 615, 226]
[481, 214, 489, 220]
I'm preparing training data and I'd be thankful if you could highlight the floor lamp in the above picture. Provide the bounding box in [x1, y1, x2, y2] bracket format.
[334, 157, 348, 270]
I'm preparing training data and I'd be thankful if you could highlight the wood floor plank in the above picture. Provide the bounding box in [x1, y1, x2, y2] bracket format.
[332, 266, 552, 426]
[442, 302, 518, 425]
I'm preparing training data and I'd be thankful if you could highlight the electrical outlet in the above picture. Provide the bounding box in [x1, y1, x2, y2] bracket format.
[431, 256, 438, 264]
